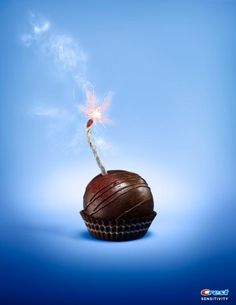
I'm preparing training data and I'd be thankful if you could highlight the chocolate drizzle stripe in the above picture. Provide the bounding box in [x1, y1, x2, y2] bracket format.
[115, 198, 152, 220]
[85, 181, 118, 209]
[90, 184, 150, 216]
[87, 182, 148, 213]
[91, 183, 149, 213]
[85, 177, 146, 210]
[86, 172, 141, 198]
[87, 171, 140, 193]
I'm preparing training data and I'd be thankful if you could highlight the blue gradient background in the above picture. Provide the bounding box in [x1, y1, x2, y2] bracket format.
[0, 0, 235, 304]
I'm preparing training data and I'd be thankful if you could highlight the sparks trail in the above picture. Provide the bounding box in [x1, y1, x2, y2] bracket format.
[81, 90, 111, 175]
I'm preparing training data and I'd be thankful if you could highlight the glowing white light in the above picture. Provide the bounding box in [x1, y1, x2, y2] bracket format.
[90, 108, 102, 121]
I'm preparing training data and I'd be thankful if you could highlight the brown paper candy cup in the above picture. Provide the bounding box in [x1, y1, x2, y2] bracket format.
[80, 210, 157, 241]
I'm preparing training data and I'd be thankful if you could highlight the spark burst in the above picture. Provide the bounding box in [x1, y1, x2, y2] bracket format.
[80, 90, 111, 175]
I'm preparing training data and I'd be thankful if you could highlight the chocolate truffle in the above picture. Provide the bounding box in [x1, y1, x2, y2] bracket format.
[80, 170, 156, 241]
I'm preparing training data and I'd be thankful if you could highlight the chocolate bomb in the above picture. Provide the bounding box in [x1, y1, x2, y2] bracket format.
[80, 170, 156, 241]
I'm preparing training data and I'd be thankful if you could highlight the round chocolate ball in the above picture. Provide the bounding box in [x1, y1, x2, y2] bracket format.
[83, 170, 154, 220]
